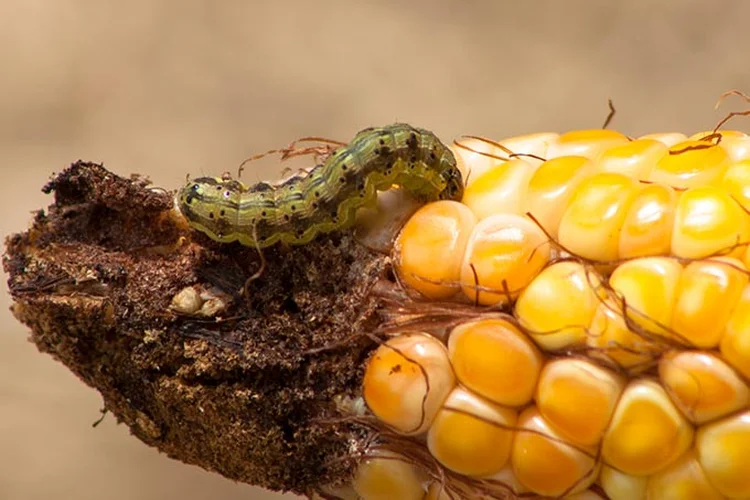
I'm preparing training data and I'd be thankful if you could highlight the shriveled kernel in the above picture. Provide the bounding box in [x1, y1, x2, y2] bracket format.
[649, 141, 729, 189]
[558, 172, 640, 261]
[659, 350, 750, 424]
[618, 183, 678, 259]
[352, 451, 426, 500]
[448, 319, 543, 406]
[696, 410, 750, 498]
[671, 257, 748, 347]
[459, 214, 550, 305]
[601, 379, 694, 476]
[536, 359, 625, 446]
[524, 155, 595, 239]
[427, 387, 516, 477]
[515, 261, 602, 351]
[721, 159, 750, 212]
[511, 406, 599, 497]
[546, 129, 629, 160]
[170, 286, 204, 314]
[363, 333, 455, 435]
[599, 464, 647, 500]
[646, 450, 723, 500]
[721, 284, 750, 379]
[597, 138, 667, 180]
[395, 201, 477, 299]
[671, 186, 750, 259]
[639, 132, 688, 148]
[461, 158, 536, 220]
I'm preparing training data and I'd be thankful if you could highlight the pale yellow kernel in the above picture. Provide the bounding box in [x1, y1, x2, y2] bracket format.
[536, 359, 625, 446]
[601, 379, 694, 476]
[515, 261, 602, 351]
[395, 201, 477, 299]
[546, 129, 629, 160]
[721, 159, 750, 212]
[461, 158, 536, 220]
[671, 186, 750, 259]
[450, 137, 507, 187]
[696, 410, 750, 498]
[511, 406, 599, 497]
[599, 464, 647, 500]
[352, 451, 426, 500]
[485, 464, 527, 496]
[671, 257, 749, 347]
[608, 257, 683, 338]
[459, 214, 550, 305]
[427, 387, 516, 477]
[647, 450, 723, 500]
[524, 155, 596, 239]
[597, 138, 668, 180]
[721, 284, 750, 379]
[639, 132, 688, 148]
[363, 333, 455, 435]
[497, 131, 559, 169]
[689, 129, 747, 141]
[720, 134, 750, 162]
[650, 141, 730, 189]
[659, 350, 750, 424]
[618, 183, 678, 259]
[558, 172, 640, 261]
[448, 319, 543, 407]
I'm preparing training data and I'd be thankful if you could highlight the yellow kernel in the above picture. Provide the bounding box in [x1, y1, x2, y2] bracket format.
[524, 155, 596, 239]
[546, 129, 629, 160]
[459, 214, 550, 305]
[696, 410, 750, 498]
[721, 159, 750, 212]
[671, 257, 748, 347]
[497, 132, 558, 166]
[646, 450, 724, 500]
[363, 333, 455, 435]
[689, 129, 747, 141]
[395, 201, 477, 299]
[511, 406, 599, 497]
[427, 387, 516, 477]
[450, 137, 507, 187]
[597, 138, 668, 180]
[650, 141, 729, 189]
[536, 359, 625, 446]
[721, 284, 750, 379]
[558, 172, 640, 261]
[352, 451, 426, 500]
[599, 464, 647, 500]
[639, 132, 688, 148]
[720, 134, 750, 162]
[515, 261, 602, 351]
[671, 186, 750, 259]
[659, 350, 750, 424]
[461, 158, 536, 220]
[601, 379, 694, 476]
[447, 319, 543, 407]
[618, 183, 678, 259]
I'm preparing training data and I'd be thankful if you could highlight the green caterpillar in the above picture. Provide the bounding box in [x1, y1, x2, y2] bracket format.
[177, 123, 464, 248]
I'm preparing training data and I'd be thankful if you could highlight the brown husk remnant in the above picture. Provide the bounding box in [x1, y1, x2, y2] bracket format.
[4, 162, 389, 497]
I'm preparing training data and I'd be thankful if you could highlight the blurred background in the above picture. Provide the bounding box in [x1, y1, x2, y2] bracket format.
[1, 1, 749, 499]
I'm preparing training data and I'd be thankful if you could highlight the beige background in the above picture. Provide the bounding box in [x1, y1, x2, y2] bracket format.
[1, 1, 749, 499]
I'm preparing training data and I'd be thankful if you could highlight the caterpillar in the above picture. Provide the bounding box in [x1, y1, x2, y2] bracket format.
[177, 123, 464, 248]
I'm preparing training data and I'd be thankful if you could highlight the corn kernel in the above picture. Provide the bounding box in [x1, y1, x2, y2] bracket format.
[515, 261, 602, 351]
[497, 132, 558, 168]
[659, 350, 750, 424]
[363, 333, 455, 434]
[671, 186, 750, 259]
[459, 214, 550, 305]
[524, 155, 596, 239]
[649, 141, 729, 189]
[639, 132, 688, 148]
[646, 450, 724, 500]
[536, 358, 625, 446]
[618, 183, 678, 259]
[352, 451, 426, 500]
[427, 387, 516, 477]
[450, 137, 507, 187]
[511, 406, 599, 496]
[599, 464, 647, 500]
[558, 172, 640, 261]
[696, 410, 750, 498]
[395, 201, 477, 299]
[597, 138, 668, 180]
[461, 158, 536, 220]
[721, 283, 750, 379]
[720, 134, 750, 162]
[546, 129, 629, 160]
[671, 257, 748, 347]
[447, 319, 543, 407]
[721, 159, 750, 212]
[601, 379, 694, 475]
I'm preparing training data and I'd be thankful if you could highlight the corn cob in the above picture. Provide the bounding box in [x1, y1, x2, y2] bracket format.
[353, 121, 750, 499]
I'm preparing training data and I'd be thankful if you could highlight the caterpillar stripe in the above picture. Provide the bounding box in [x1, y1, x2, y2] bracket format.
[177, 123, 464, 248]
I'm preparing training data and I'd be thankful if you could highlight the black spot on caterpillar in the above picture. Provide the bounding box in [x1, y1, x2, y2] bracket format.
[177, 123, 464, 248]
